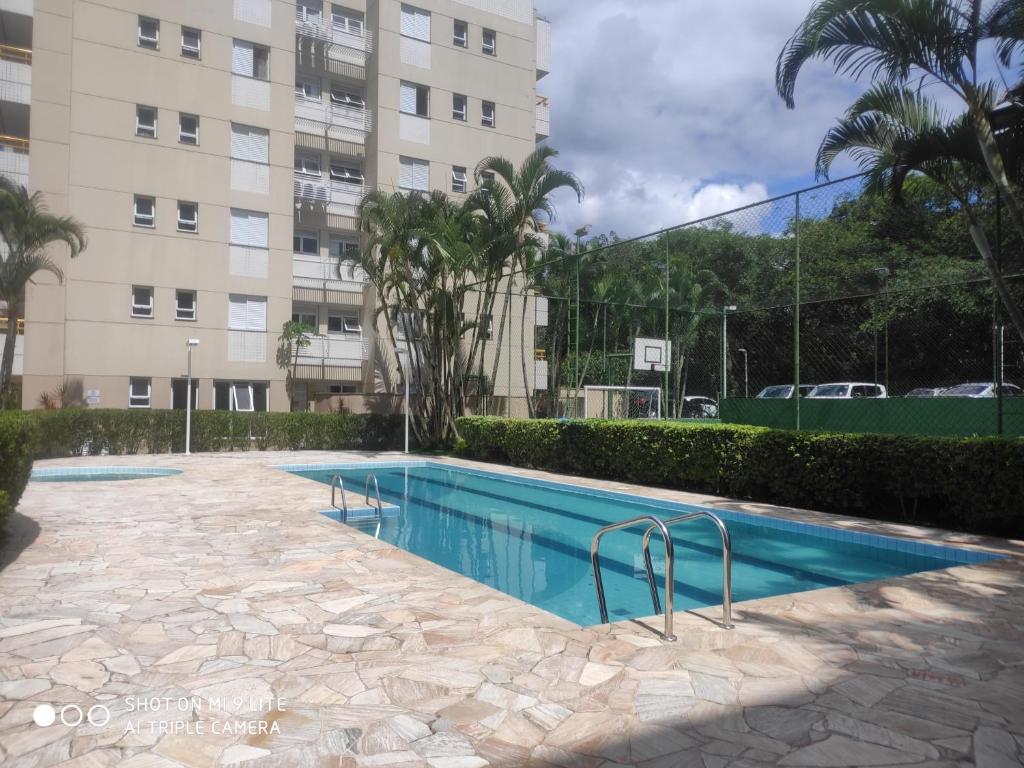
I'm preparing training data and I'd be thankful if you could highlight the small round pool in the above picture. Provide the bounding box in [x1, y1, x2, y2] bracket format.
[30, 467, 183, 483]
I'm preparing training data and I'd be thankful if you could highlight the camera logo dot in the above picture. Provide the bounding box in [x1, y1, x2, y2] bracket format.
[33, 704, 56, 727]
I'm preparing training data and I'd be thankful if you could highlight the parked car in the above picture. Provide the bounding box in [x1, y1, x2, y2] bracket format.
[755, 384, 816, 399]
[905, 387, 944, 397]
[936, 382, 1022, 398]
[681, 396, 718, 418]
[806, 382, 887, 399]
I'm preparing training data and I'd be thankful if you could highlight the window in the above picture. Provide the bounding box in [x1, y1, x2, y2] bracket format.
[179, 113, 199, 144]
[482, 100, 496, 128]
[327, 314, 343, 333]
[452, 166, 467, 193]
[327, 313, 360, 334]
[332, 238, 360, 263]
[330, 87, 364, 108]
[181, 27, 201, 58]
[293, 231, 318, 254]
[399, 156, 429, 192]
[297, 0, 322, 23]
[136, 106, 157, 138]
[131, 286, 153, 318]
[400, 82, 429, 117]
[133, 195, 155, 228]
[230, 124, 269, 163]
[129, 377, 152, 408]
[292, 310, 317, 327]
[453, 19, 468, 47]
[228, 294, 268, 332]
[177, 201, 198, 233]
[332, 6, 364, 35]
[452, 93, 467, 121]
[215, 382, 268, 412]
[175, 289, 197, 321]
[138, 17, 159, 49]
[482, 28, 496, 55]
[329, 164, 364, 185]
[294, 153, 321, 176]
[329, 383, 358, 394]
[400, 4, 431, 42]
[171, 379, 199, 410]
[229, 209, 269, 248]
[295, 77, 321, 101]
[232, 40, 269, 80]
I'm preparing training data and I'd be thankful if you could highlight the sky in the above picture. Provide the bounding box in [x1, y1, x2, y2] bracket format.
[532, 0, 867, 238]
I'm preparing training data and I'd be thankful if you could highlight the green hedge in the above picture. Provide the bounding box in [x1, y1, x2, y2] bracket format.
[32, 409, 404, 458]
[456, 417, 1024, 538]
[0, 412, 37, 528]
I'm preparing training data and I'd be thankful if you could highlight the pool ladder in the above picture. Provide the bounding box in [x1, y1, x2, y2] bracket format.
[330, 473, 384, 535]
[590, 511, 734, 642]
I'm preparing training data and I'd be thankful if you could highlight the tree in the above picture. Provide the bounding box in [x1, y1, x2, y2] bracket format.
[0, 178, 86, 404]
[277, 320, 315, 409]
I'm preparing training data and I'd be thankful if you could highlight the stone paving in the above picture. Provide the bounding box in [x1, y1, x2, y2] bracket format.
[1, 451, 1022, 768]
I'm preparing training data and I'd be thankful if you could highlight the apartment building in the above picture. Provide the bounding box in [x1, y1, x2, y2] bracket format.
[0, 0, 551, 413]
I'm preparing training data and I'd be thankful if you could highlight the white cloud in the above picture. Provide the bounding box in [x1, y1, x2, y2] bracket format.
[534, 0, 865, 238]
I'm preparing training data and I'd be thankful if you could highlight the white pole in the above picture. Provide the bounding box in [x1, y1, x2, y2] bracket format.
[403, 356, 410, 454]
[185, 345, 193, 455]
[722, 306, 728, 401]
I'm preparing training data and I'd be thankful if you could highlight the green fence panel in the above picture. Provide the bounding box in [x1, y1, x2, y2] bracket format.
[720, 398, 1024, 438]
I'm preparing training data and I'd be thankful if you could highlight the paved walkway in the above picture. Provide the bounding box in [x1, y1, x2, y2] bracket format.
[1, 452, 1022, 767]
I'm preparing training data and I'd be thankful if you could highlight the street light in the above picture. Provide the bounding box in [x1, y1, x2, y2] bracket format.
[571, 224, 591, 415]
[185, 339, 200, 455]
[738, 348, 749, 398]
[722, 304, 737, 400]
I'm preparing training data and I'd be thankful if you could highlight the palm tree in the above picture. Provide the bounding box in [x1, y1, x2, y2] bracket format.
[473, 147, 584, 402]
[815, 82, 1024, 341]
[776, 0, 1024, 257]
[0, 178, 86, 402]
[277, 320, 315, 409]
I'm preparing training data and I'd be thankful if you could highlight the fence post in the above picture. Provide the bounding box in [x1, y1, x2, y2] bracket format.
[794, 192, 801, 431]
[664, 237, 670, 419]
[996, 189, 1004, 436]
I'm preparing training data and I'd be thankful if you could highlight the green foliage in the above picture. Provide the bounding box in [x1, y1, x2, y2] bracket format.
[0, 411, 36, 528]
[31, 409, 404, 458]
[456, 416, 1024, 538]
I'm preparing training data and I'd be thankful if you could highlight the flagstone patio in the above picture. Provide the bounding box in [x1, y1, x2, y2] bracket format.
[1, 451, 1022, 767]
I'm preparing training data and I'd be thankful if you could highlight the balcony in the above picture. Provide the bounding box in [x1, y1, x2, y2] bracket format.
[536, 96, 550, 142]
[295, 7, 372, 79]
[0, 134, 28, 187]
[294, 97, 372, 143]
[292, 334, 368, 380]
[0, 43, 31, 105]
[294, 172, 365, 218]
[536, 15, 551, 80]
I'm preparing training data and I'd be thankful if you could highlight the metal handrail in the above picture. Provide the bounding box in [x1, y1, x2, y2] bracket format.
[591, 515, 677, 641]
[364, 473, 381, 511]
[641, 511, 734, 629]
[0, 44, 31, 65]
[330, 474, 348, 518]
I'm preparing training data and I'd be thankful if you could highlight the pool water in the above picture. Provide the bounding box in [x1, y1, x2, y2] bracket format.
[287, 462, 999, 626]
[31, 467, 183, 482]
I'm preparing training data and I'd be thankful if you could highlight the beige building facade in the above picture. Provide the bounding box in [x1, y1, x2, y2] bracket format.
[1, 0, 551, 413]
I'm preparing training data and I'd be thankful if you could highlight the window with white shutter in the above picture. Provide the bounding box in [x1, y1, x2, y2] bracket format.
[400, 82, 429, 117]
[229, 209, 269, 247]
[228, 295, 267, 331]
[399, 157, 429, 191]
[230, 124, 269, 163]
[400, 4, 430, 42]
[232, 40, 269, 79]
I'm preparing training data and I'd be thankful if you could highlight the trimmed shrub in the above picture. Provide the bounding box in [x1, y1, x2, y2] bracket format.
[455, 417, 1024, 538]
[31, 409, 405, 458]
[0, 412, 37, 528]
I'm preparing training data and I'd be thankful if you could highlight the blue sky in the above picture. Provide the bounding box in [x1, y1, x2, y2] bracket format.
[532, 1, 873, 238]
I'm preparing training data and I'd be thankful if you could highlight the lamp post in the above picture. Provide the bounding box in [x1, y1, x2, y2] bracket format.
[572, 224, 591, 416]
[721, 304, 737, 400]
[185, 338, 200, 455]
[738, 347, 748, 398]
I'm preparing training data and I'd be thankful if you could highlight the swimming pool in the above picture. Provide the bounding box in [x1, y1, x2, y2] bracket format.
[284, 461, 1000, 627]
[31, 467, 183, 482]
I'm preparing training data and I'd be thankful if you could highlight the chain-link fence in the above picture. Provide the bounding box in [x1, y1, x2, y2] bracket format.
[492, 173, 1024, 437]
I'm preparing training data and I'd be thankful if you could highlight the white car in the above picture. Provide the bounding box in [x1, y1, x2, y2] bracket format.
[806, 382, 887, 399]
[682, 396, 718, 418]
[937, 382, 1022, 398]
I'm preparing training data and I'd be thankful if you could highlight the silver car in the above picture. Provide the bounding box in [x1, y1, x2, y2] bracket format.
[806, 382, 887, 399]
[937, 382, 1022, 398]
[756, 384, 816, 399]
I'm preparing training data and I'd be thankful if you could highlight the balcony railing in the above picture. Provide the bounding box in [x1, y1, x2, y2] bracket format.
[0, 45, 31, 105]
[294, 334, 368, 366]
[294, 172, 366, 217]
[0, 317, 25, 334]
[536, 96, 550, 141]
[294, 8, 373, 60]
[0, 135, 28, 186]
[295, 96, 373, 140]
[0, 44, 31, 65]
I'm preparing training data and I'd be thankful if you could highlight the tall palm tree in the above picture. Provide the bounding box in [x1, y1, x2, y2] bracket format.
[815, 82, 1024, 341]
[0, 178, 86, 402]
[777, 0, 1024, 247]
[473, 147, 584, 400]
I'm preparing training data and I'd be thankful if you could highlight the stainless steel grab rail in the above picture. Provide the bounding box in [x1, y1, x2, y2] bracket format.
[591, 515, 677, 641]
[364, 473, 381, 511]
[641, 512, 734, 629]
[330, 474, 348, 518]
